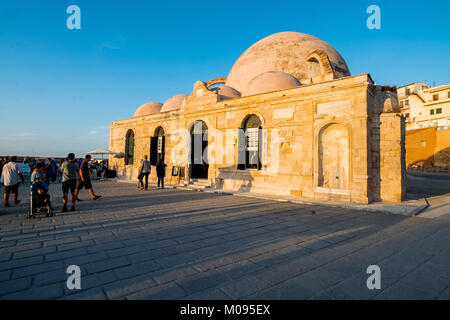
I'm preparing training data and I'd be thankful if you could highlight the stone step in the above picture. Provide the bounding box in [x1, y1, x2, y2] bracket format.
[189, 179, 212, 189]
[189, 183, 211, 188]
[190, 179, 210, 185]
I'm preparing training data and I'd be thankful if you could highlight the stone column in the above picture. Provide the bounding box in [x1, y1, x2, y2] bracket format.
[350, 117, 370, 204]
[379, 113, 406, 202]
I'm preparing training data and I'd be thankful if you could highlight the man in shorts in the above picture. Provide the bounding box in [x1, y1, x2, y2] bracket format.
[75, 154, 101, 201]
[60, 153, 79, 212]
[1, 156, 24, 208]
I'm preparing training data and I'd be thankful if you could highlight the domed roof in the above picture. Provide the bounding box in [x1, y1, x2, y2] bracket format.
[226, 32, 350, 93]
[160, 94, 188, 112]
[242, 71, 301, 96]
[209, 85, 241, 100]
[133, 102, 163, 117]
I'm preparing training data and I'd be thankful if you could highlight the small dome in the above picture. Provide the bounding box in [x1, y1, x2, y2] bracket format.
[242, 71, 301, 96]
[160, 94, 188, 112]
[133, 102, 163, 117]
[209, 85, 241, 100]
[226, 32, 350, 93]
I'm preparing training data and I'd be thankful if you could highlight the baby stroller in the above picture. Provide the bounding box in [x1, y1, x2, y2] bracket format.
[29, 180, 54, 219]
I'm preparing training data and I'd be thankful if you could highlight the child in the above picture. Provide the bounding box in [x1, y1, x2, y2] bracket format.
[33, 184, 52, 210]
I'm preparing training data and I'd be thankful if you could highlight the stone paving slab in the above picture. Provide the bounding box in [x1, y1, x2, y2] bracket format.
[0, 180, 449, 300]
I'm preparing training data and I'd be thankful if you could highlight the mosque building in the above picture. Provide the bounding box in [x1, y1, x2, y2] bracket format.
[109, 32, 406, 204]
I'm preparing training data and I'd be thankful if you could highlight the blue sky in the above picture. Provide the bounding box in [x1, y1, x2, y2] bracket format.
[0, 0, 449, 157]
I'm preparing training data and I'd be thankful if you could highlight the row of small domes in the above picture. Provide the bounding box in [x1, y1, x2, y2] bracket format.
[133, 95, 186, 117]
[134, 31, 350, 118]
[133, 70, 301, 117]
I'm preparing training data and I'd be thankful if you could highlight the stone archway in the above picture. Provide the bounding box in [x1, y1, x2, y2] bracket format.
[190, 120, 208, 179]
[151, 126, 165, 166]
[318, 123, 349, 190]
[125, 129, 135, 166]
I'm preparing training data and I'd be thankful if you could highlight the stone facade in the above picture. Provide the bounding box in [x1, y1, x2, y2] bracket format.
[109, 73, 406, 204]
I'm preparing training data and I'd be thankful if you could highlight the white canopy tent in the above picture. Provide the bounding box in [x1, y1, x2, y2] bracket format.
[86, 149, 116, 160]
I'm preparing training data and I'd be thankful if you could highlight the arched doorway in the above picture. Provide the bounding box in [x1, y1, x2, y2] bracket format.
[318, 123, 349, 190]
[150, 126, 165, 166]
[190, 120, 208, 179]
[125, 129, 135, 166]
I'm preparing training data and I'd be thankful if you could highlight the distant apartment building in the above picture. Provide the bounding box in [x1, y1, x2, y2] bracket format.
[398, 83, 450, 130]
[400, 83, 450, 172]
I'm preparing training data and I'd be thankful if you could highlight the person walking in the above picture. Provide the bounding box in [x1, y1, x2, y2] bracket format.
[101, 161, 107, 179]
[137, 159, 144, 190]
[60, 153, 79, 212]
[30, 158, 36, 171]
[74, 155, 101, 201]
[1, 156, 24, 207]
[0, 157, 9, 180]
[45, 158, 57, 183]
[0, 157, 6, 179]
[156, 159, 166, 189]
[0, 160, 4, 181]
[0, 157, 8, 197]
[141, 155, 151, 190]
[58, 159, 65, 183]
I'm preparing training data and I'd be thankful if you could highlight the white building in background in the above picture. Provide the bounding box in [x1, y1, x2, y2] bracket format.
[399, 83, 450, 130]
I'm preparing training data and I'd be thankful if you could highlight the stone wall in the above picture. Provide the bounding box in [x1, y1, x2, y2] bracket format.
[405, 127, 450, 172]
[435, 130, 450, 169]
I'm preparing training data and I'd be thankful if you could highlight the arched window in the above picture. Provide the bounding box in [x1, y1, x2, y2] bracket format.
[125, 129, 135, 166]
[238, 115, 262, 170]
[151, 126, 165, 165]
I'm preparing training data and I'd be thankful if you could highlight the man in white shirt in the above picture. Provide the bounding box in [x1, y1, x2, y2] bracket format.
[1, 156, 24, 207]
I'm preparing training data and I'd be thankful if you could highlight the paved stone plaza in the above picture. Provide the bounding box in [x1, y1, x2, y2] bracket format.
[0, 180, 449, 300]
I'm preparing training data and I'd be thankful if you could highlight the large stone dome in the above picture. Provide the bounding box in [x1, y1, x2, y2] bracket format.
[160, 94, 188, 112]
[226, 32, 350, 93]
[242, 71, 301, 96]
[133, 102, 163, 117]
